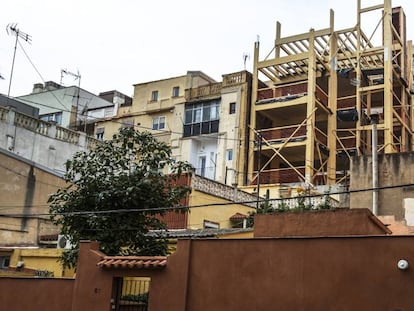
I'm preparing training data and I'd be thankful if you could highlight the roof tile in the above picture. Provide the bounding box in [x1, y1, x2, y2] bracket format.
[97, 256, 167, 269]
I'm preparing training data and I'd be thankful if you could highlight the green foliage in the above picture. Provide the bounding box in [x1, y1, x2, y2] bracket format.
[121, 293, 149, 303]
[246, 188, 334, 228]
[49, 128, 193, 269]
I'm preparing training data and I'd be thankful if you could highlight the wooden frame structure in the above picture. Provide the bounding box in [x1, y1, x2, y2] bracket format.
[248, 0, 413, 190]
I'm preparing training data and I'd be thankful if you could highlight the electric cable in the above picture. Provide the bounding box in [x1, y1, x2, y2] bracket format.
[0, 182, 413, 217]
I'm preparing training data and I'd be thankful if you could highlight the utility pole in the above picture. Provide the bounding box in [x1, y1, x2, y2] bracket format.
[6, 24, 32, 99]
[371, 113, 379, 215]
[256, 132, 263, 209]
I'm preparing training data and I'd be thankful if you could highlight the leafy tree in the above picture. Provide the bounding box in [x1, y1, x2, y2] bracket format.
[49, 128, 192, 268]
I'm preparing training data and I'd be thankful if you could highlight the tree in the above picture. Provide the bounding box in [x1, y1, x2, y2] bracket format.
[49, 128, 192, 268]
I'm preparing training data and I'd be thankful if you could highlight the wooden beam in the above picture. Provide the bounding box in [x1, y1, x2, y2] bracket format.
[257, 52, 309, 69]
[277, 28, 331, 46]
[248, 40, 260, 184]
[305, 29, 316, 184]
[383, 0, 394, 153]
[359, 4, 384, 14]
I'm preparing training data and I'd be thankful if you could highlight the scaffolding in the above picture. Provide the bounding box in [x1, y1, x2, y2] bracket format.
[248, 0, 413, 191]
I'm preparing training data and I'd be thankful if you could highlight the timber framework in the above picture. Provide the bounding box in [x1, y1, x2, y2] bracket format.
[248, 0, 413, 190]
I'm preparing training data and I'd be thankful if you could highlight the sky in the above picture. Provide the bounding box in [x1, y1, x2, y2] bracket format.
[1, 0, 413, 98]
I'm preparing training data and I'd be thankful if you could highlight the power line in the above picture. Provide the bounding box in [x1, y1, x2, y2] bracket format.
[1, 182, 414, 218]
[17, 40, 68, 112]
[9, 41, 248, 145]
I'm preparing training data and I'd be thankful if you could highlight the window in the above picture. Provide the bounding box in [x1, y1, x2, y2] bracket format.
[96, 127, 105, 140]
[185, 101, 219, 124]
[172, 86, 180, 97]
[151, 90, 158, 101]
[229, 102, 236, 114]
[0, 256, 10, 269]
[203, 220, 219, 229]
[40, 112, 63, 125]
[183, 100, 220, 137]
[120, 118, 134, 129]
[152, 116, 166, 130]
[227, 149, 233, 161]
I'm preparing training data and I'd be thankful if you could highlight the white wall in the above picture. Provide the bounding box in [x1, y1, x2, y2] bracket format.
[0, 108, 95, 174]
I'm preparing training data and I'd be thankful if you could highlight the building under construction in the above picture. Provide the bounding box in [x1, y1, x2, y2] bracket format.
[248, 0, 413, 197]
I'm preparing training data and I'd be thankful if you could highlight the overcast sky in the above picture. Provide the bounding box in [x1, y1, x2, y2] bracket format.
[1, 0, 413, 98]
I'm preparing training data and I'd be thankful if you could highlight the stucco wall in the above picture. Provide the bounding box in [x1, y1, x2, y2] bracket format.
[0, 108, 96, 173]
[188, 190, 254, 229]
[254, 208, 389, 237]
[0, 150, 65, 245]
[2, 236, 414, 311]
[350, 153, 414, 220]
[0, 277, 74, 310]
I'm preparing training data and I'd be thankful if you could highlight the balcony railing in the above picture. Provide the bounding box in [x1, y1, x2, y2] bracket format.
[257, 124, 307, 144]
[222, 72, 247, 87]
[257, 81, 308, 103]
[0, 106, 100, 148]
[315, 85, 328, 108]
[252, 167, 306, 184]
[185, 83, 222, 101]
[268, 194, 340, 210]
[315, 127, 327, 146]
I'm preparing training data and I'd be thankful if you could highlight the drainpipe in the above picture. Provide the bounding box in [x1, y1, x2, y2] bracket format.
[371, 113, 379, 215]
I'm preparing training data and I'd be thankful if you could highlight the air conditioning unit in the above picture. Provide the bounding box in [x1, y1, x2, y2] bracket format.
[57, 235, 72, 249]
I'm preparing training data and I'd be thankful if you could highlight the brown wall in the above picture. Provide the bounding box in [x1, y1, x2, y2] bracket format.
[254, 208, 389, 237]
[1, 236, 414, 310]
[350, 153, 414, 220]
[0, 278, 74, 310]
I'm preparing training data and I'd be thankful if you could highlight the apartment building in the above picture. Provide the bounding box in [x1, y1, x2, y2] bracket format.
[248, 0, 413, 198]
[96, 70, 253, 186]
[16, 81, 124, 135]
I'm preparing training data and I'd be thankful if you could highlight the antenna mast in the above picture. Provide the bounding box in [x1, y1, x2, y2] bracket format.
[61, 68, 81, 130]
[6, 23, 32, 98]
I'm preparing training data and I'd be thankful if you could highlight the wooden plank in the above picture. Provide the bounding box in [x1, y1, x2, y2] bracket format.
[359, 4, 384, 14]
[257, 52, 309, 69]
[359, 84, 385, 93]
[277, 28, 331, 45]
[255, 96, 307, 111]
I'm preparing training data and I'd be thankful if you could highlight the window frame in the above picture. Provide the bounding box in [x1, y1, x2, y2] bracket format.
[172, 86, 180, 97]
[152, 116, 166, 130]
[151, 90, 159, 101]
[227, 149, 233, 161]
[229, 102, 236, 114]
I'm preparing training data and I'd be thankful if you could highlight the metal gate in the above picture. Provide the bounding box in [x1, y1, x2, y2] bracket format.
[111, 277, 150, 311]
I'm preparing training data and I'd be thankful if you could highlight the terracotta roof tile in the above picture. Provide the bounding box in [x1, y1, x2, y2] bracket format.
[97, 256, 167, 269]
[230, 212, 248, 221]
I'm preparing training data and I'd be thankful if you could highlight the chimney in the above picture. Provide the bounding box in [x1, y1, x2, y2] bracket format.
[32, 83, 44, 93]
[44, 81, 62, 91]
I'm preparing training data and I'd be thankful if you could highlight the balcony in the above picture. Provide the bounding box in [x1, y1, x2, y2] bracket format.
[251, 167, 306, 185]
[257, 124, 307, 145]
[0, 106, 100, 148]
[256, 82, 328, 111]
[257, 82, 308, 104]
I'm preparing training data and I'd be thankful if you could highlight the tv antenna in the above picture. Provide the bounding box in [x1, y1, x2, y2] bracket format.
[61, 68, 82, 129]
[6, 23, 32, 98]
[60, 68, 81, 85]
[243, 53, 250, 70]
